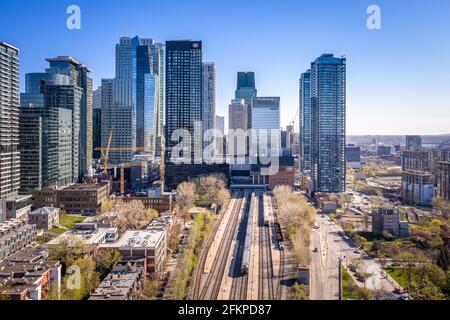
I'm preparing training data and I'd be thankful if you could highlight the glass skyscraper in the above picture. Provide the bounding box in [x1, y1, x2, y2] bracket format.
[202, 62, 216, 139]
[45, 56, 93, 181]
[251, 97, 280, 157]
[310, 54, 346, 193]
[165, 40, 203, 157]
[299, 70, 311, 173]
[235, 72, 257, 130]
[103, 36, 163, 163]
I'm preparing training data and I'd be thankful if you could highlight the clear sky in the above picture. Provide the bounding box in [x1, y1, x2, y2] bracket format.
[1, 0, 449, 135]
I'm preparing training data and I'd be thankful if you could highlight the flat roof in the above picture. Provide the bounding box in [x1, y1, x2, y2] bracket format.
[101, 229, 165, 249]
[46, 56, 92, 72]
[61, 183, 108, 191]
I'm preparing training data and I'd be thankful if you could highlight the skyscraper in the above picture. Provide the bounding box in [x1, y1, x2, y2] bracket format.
[165, 40, 203, 157]
[46, 56, 93, 181]
[103, 36, 163, 163]
[202, 62, 216, 137]
[235, 72, 257, 130]
[299, 70, 311, 173]
[93, 87, 102, 159]
[229, 99, 248, 131]
[251, 97, 280, 157]
[310, 54, 346, 193]
[0, 42, 20, 199]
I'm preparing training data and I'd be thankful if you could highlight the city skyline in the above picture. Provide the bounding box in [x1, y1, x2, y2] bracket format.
[1, 0, 449, 135]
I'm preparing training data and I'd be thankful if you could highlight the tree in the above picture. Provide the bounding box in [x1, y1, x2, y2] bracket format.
[49, 235, 90, 269]
[112, 200, 157, 234]
[292, 283, 309, 300]
[176, 181, 197, 223]
[215, 188, 231, 208]
[370, 240, 383, 257]
[95, 249, 122, 278]
[354, 287, 373, 300]
[339, 193, 353, 215]
[140, 279, 160, 300]
[54, 257, 100, 300]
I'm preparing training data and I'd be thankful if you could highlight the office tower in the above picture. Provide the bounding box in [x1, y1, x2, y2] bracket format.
[202, 62, 216, 138]
[104, 36, 163, 163]
[310, 54, 346, 193]
[299, 70, 311, 173]
[93, 86, 102, 109]
[101, 78, 134, 164]
[228, 99, 248, 131]
[215, 115, 225, 155]
[229, 99, 249, 156]
[406, 135, 422, 150]
[46, 56, 93, 180]
[216, 115, 225, 136]
[21, 73, 69, 108]
[0, 42, 20, 199]
[235, 72, 257, 129]
[346, 144, 361, 169]
[19, 99, 74, 194]
[93, 87, 102, 160]
[251, 97, 280, 156]
[165, 40, 203, 156]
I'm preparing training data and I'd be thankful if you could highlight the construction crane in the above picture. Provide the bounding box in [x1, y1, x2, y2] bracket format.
[101, 130, 113, 175]
[291, 108, 299, 128]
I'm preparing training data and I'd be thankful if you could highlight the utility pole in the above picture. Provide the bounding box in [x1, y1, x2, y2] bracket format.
[338, 257, 343, 301]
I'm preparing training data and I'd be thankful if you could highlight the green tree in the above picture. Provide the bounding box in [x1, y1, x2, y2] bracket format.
[292, 284, 309, 300]
[95, 249, 122, 278]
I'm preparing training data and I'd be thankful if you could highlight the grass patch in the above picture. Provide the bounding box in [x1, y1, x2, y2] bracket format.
[49, 228, 67, 234]
[59, 214, 86, 229]
[385, 267, 411, 288]
[342, 267, 360, 300]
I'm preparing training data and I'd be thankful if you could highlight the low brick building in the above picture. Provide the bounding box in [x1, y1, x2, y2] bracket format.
[33, 183, 109, 216]
[28, 207, 60, 230]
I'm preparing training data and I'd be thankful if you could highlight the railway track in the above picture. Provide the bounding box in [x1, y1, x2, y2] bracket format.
[270, 194, 285, 300]
[191, 195, 233, 299]
[229, 194, 252, 300]
[258, 194, 275, 300]
[198, 194, 245, 300]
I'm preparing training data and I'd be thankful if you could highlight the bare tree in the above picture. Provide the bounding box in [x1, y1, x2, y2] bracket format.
[112, 200, 158, 234]
[176, 181, 197, 224]
[339, 193, 353, 215]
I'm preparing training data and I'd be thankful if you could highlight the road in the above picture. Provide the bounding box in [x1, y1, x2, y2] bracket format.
[311, 214, 402, 300]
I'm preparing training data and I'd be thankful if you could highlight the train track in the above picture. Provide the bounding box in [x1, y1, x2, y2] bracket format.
[229, 193, 252, 300]
[191, 194, 238, 299]
[198, 194, 245, 300]
[258, 194, 275, 300]
[269, 194, 285, 300]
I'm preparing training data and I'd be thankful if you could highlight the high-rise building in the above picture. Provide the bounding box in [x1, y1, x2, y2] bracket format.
[93, 87, 102, 160]
[0, 42, 20, 200]
[21, 73, 69, 108]
[235, 72, 257, 129]
[406, 135, 422, 151]
[165, 40, 203, 157]
[228, 99, 248, 131]
[251, 97, 280, 157]
[436, 161, 450, 201]
[346, 144, 361, 169]
[202, 62, 216, 137]
[229, 99, 249, 156]
[215, 115, 225, 136]
[46, 56, 93, 180]
[215, 115, 225, 155]
[102, 37, 163, 163]
[299, 70, 311, 173]
[310, 54, 346, 193]
[105, 37, 164, 162]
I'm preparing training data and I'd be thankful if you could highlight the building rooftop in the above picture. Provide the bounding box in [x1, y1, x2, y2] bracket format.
[46, 225, 117, 246]
[29, 207, 59, 216]
[61, 183, 108, 192]
[101, 229, 165, 249]
[45, 56, 92, 72]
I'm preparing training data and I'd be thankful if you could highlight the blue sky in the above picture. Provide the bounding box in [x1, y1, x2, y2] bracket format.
[1, 0, 449, 135]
